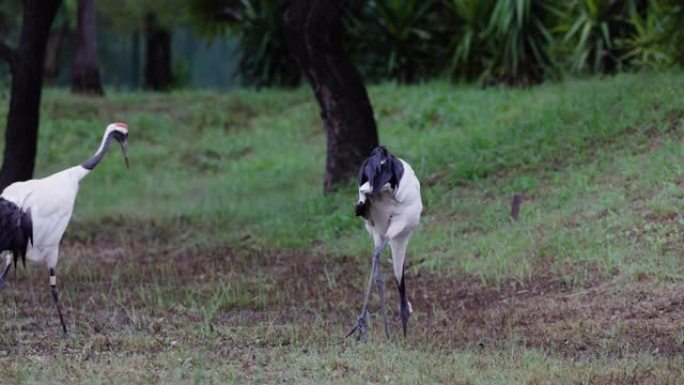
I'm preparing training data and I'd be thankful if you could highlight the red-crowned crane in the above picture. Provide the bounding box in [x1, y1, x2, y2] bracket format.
[0, 122, 129, 337]
[347, 146, 422, 340]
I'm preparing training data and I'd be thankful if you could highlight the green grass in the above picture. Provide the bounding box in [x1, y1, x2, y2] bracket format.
[21, 71, 684, 282]
[0, 72, 683, 384]
[7, 346, 683, 384]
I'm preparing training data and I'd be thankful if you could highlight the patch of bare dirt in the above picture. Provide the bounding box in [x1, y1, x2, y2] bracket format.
[412, 267, 683, 358]
[1, 241, 682, 361]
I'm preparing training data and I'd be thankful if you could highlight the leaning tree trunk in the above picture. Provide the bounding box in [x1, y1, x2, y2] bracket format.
[285, 0, 379, 192]
[0, 0, 62, 190]
[144, 13, 172, 91]
[70, 0, 104, 95]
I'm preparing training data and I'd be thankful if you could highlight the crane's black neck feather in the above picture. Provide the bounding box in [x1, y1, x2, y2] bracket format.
[0, 198, 32, 268]
[358, 146, 404, 197]
[82, 131, 126, 170]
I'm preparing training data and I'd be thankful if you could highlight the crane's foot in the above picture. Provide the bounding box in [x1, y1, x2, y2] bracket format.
[345, 312, 368, 341]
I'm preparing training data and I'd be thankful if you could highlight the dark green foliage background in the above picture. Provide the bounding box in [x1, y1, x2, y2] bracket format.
[3, 0, 683, 87]
[209, 0, 684, 87]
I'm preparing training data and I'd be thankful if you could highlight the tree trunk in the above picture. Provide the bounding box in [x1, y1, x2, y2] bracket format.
[0, 0, 62, 190]
[70, 0, 104, 95]
[144, 13, 172, 91]
[285, 0, 379, 192]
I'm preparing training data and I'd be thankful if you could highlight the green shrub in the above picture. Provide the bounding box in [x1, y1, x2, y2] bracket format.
[190, 0, 300, 88]
[347, 0, 442, 83]
[618, 1, 672, 69]
[443, 0, 495, 81]
[187, 0, 684, 87]
[484, 0, 560, 85]
[443, 0, 559, 85]
[238, 1, 299, 87]
[560, 0, 637, 74]
[658, 0, 684, 66]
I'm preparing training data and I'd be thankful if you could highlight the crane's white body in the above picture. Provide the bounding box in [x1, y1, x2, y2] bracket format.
[0, 122, 128, 336]
[1, 166, 89, 268]
[0, 122, 126, 272]
[358, 158, 422, 289]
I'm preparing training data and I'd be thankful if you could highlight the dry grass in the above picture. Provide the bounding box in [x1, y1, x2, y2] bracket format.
[0, 239, 682, 384]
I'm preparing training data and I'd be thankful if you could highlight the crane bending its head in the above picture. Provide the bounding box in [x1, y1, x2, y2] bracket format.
[347, 146, 422, 340]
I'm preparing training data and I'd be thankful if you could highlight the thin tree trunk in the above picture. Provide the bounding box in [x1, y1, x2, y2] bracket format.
[144, 13, 172, 91]
[71, 0, 104, 95]
[132, 31, 141, 88]
[0, 0, 62, 190]
[285, 0, 379, 192]
[44, 21, 68, 85]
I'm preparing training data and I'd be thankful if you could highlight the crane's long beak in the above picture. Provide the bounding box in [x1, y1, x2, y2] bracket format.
[120, 139, 129, 169]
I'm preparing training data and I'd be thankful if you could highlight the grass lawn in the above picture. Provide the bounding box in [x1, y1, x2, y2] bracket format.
[0, 72, 683, 384]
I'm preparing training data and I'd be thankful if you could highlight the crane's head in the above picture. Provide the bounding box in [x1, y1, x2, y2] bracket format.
[358, 146, 404, 198]
[107, 122, 129, 169]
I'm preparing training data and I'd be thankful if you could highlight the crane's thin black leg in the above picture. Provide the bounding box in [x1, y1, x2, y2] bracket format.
[375, 258, 390, 339]
[0, 258, 11, 291]
[397, 266, 410, 338]
[345, 251, 377, 341]
[49, 268, 68, 338]
[346, 238, 390, 341]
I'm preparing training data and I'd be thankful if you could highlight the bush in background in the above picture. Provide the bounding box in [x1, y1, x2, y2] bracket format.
[346, 0, 444, 83]
[188, 0, 684, 87]
[189, 0, 299, 88]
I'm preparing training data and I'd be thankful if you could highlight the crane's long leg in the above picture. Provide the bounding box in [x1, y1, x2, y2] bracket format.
[375, 258, 390, 339]
[0, 254, 12, 291]
[49, 268, 68, 337]
[345, 249, 378, 341]
[389, 231, 413, 338]
[397, 266, 410, 338]
[346, 238, 390, 341]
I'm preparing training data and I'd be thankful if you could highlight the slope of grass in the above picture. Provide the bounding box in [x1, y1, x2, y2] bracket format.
[5, 71, 682, 282]
[0, 72, 683, 384]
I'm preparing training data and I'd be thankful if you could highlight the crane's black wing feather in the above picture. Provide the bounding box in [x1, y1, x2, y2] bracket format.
[0, 198, 33, 268]
[388, 155, 404, 190]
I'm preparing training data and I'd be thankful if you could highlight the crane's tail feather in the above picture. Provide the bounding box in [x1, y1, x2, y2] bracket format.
[0, 198, 33, 269]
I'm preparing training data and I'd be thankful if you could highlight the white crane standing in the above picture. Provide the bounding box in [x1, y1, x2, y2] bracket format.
[347, 146, 422, 340]
[0, 122, 129, 336]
